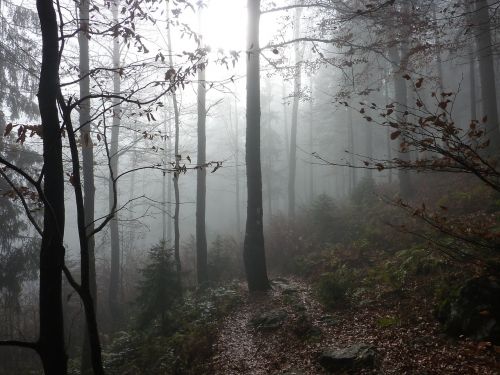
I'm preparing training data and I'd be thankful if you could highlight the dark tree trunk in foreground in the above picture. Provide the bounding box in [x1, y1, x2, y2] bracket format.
[196, 55, 208, 286]
[37, 0, 67, 372]
[244, 0, 270, 292]
[474, 0, 500, 149]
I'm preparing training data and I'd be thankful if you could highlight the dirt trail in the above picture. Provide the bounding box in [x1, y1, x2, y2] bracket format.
[211, 278, 342, 374]
[209, 278, 500, 375]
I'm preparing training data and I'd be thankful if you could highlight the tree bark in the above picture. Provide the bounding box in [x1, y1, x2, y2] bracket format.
[63, 97, 105, 375]
[244, 0, 270, 292]
[233, 99, 242, 241]
[282, 82, 290, 163]
[265, 81, 273, 219]
[347, 107, 356, 193]
[308, 74, 314, 202]
[196, 35, 208, 285]
[166, 1, 181, 274]
[78, 0, 97, 370]
[384, 71, 393, 183]
[288, 5, 303, 221]
[108, 0, 122, 329]
[473, 0, 500, 149]
[36, 0, 67, 372]
[389, 45, 413, 199]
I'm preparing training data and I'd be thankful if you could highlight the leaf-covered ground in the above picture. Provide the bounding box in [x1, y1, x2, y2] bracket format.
[208, 278, 500, 374]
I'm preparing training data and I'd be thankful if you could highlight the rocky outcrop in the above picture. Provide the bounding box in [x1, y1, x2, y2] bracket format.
[437, 275, 500, 344]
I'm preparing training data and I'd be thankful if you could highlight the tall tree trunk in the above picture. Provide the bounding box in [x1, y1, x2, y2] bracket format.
[389, 45, 413, 199]
[167, 117, 173, 244]
[233, 99, 242, 241]
[166, 2, 181, 273]
[265, 81, 273, 219]
[244, 0, 270, 292]
[162, 125, 167, 246]
[36, 0, 67, 372]
[196, 26, 208, 285]
[473, 0, 500, 149]
[433, 4, 445, 95]
[282, 82, 290, 162]
[108, 0, 122, 329]
[78, 0, 97, 370]
[161, 109, 169, 248]
[347, 107, 356, 193]
[469, 42, 478, 122]
[308, 75, 314, 202]
[288, 5, 303, 220]
[383, 73, 393, 183]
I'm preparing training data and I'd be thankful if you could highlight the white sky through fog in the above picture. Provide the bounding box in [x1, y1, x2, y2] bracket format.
[203, 0, 247, 51]
[201, 0, 283, 53]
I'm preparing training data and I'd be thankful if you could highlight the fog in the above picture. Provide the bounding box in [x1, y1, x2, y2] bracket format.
[1, 0, 500, 374]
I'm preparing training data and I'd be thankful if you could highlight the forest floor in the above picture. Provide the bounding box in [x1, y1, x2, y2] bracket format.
[208, 277, 500, 375]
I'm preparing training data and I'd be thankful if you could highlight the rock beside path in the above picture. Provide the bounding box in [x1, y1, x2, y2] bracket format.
[250, 309, 288, 330]
[319, 343, 378, 372]
[438, 275, 500, 344]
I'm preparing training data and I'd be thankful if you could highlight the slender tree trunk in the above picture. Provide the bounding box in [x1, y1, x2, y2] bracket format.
[162, 127, 167, 246]
[108, 0, 122, 328]
[389, 45, 413, 199]
[233, 99, 242, 241]
[308, 75, 314, 202]
[347, 107, 356, 193]
[384, 74, 393, 183]
[36, 0, 67, 372]
[166, 2, 181, 273]
[265, 82, 273, 219]
[63, 96, 105, 375]
[282, 82, 290, 162]
[288, 5, 303, 221]
[266, 169, 272, 219]
[433, 4, 445, 95]
[196, 28, 208, 285]
[469, 43, 477, 122]
[364, 89, 373, 179]
[167, 117, 173, 244]
[473, 0, 500, 149]
[244, 0, 269, 292]
[78, 0, 97, 370]
[125, 133, 138, 268]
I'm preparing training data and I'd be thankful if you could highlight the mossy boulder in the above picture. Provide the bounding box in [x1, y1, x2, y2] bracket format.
[437, 275, 500, 344]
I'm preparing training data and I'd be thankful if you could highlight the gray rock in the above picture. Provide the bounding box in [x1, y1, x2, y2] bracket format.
[250, 309, 287, 330]
[437, 275, 500, 344]
[319, 343, 377, 372]
[319, 315, 338, 326]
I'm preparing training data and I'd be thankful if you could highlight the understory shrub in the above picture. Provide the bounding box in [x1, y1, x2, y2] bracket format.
[104, 284, 241, 374]
[207, 234, 242, 282]
[314, 265, 357, 308]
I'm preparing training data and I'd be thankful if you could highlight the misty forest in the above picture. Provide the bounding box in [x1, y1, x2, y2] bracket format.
[1, 0, 500, 373]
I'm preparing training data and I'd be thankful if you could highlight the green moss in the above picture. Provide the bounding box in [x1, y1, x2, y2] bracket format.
[376, 316, 400, 328]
